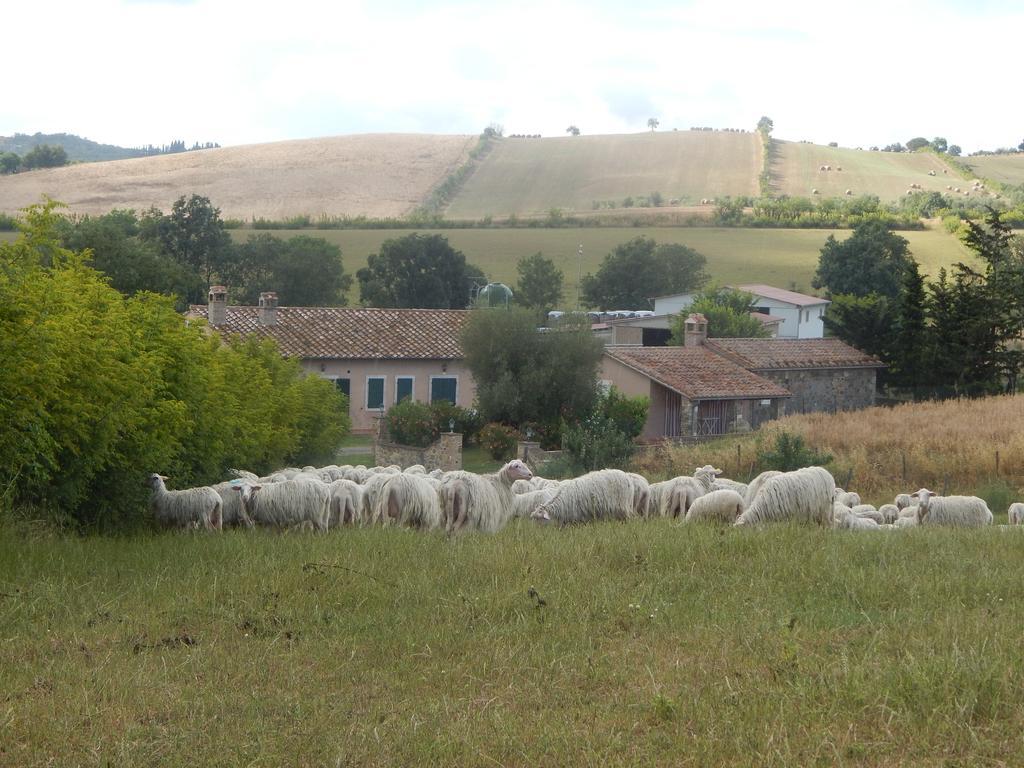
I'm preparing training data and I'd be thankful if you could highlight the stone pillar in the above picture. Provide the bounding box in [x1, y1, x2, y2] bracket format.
[434, 432, 463, 471]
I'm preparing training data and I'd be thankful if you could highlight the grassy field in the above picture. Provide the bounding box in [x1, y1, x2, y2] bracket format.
[961, 153, 1024, 186]
[4, 519, 1024, 766]
[446, 131, 761, 218]
[231, 225, 976, 305]
[771, 142, 970, 201]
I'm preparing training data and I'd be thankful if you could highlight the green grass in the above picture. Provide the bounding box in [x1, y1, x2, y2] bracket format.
[960, 154, 1024, 186]
[773, 141, 963, 201]
[446, 131, 761, 218]
[4, 521, 1024, 765]
[461, 445, 503, 474]
[233, 225, 976, 305]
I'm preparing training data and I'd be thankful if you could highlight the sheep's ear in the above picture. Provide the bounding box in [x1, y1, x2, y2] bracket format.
[159, 475, 169, 480]
[231, 485, 244, 492]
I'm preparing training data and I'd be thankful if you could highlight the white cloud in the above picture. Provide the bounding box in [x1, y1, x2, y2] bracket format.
[0, 0, 1021, 152]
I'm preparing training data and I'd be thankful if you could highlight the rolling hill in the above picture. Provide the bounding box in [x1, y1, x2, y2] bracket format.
[0, 134, 476, 219]
[445, 130, 761, 218]
[960, 154, 1024, 187]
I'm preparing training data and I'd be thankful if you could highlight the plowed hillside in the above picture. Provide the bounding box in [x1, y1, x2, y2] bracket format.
[445, 130, 761, 219]
[0, 134, 476, 219]
[771, 141, 965, 201]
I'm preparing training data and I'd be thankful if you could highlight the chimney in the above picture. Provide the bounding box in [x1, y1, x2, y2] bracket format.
[258, 291, 278, 326]
[683, 312, 707, 347]
[208, 285, 227, 326]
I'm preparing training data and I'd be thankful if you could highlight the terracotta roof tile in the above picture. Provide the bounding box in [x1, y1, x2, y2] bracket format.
[705, 338, 883, 370]
[604, 346, 791, 400]
[188, 306, 469, 359]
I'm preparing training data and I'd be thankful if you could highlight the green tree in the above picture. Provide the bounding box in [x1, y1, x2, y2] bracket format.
[757, 116, 774, 135]
[948, 144, 962, 156]
[143, 194, 234, 295]
[813, 220, 913, 299]
[932, 137, 948, 153]
[272, 235, 352, 306]
[0, 152, 20, 174]
[581, 237, 708, 310]
[460, 307, 603, 445]
[670, 287, 770, 341]
[822, 293, 897, 364]
[21, 144, 68, 169]
[890, 259, 931, 393]
[357, 233, 483, 309]
[514, 251, 563, 313]
[566, 125, 580, 136]
[906, 137, 931, 152]
[647, 117, 659, 131]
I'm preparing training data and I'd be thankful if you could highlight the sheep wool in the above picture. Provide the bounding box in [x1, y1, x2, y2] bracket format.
[512, 488, 557, 518]
[877, 504, 900, 524]
[147, 474, 223, 531]
[440, 460, 533, 534]
[235, 478, 330, 531]
[211, 480, 255, 528]
[1008, 503, 1024, 525]
[914, 489, 993, 528]
[361, 473, 395, 524]
[327, 479, 364, 527]
[373, 473, 442, 531]
[647, 476, 706, 519]
[626, 472, 651, 518]
[833, 503, 880, 530]
[734, 466, 835, 526]
[894, 493, 913, 510]
[683, 489, 744, 524]
[533, 469, 638, 525]
[743, 470, 781, 507]
[712, 478, 748, 497]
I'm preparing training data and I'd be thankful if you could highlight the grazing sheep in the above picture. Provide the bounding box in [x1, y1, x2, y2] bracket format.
[230, 469, 260, 481]
[683, 489, 744, 524]
[895, 493, 913, 510]
[340, 466, 371, 483]
[647, 477, 703, 519]
[512, 488, 556, 518]
[327, 479, 363, 527]
[373, 473, 442, 530]
[360, 472, 394, 524]
[440, 459, 533, 534]
[694, 465, 723, 493]
[852, 504, 884, 524]
[877, 504, 900, 524]
[1009, 503, 1024, 525]
[833, 488, 861, 508]
[404, 464, 427, 475]
[234, 478, 330, 531]
[146, 474, 223, 531]
[735, 466, 835, 526]
[833, 503, 880, 530]
[627, 472, 651, 517]
[212, 480, 255, 528]
[744, 470, 782, 507]
[914, 488, 992, 527]
[533, 469, 637, 525]
[894, 514, 918, 528]
[711, 475, 748, 496]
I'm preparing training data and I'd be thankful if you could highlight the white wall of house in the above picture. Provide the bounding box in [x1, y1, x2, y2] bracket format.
[654, 291, 827, 339]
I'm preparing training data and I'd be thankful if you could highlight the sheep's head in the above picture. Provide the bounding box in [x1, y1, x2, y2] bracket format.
[145, 473, 168, 489]
[696, 465, 722, 477]
[502, 460, 533, 483]
[232, 482, 261, 507]
[531, 506, 552, 523]
[913, 488, 935, 522]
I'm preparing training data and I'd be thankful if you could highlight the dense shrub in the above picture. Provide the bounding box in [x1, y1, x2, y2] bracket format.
[478, 423, 520, 461]
[429, 401, 482, 446]
[562, 416, 634, 474]
[597, 387, 650, 439]
[756, 431, 832, 472]
[384, 399, 439, 447]
[0, 202, 350, 530]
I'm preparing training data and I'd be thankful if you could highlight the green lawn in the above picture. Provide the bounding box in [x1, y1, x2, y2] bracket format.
[4, 522, 1024, 765]
[232, 225, 975, 304]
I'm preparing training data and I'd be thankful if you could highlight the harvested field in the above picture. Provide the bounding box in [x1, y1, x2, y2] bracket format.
[961, 153, 1024, 187]
[772, 141, 967, 201]
[0, 133, 476, 220]
[446, 131, 761, 218]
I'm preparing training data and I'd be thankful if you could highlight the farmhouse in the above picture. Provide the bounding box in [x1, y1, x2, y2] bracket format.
[653, 284, 830, 339]
[601, 313, 883, 439]
[189, 288, 474, 433]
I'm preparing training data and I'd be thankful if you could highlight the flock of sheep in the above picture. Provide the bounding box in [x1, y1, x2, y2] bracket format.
[145, 461, 1022, 534]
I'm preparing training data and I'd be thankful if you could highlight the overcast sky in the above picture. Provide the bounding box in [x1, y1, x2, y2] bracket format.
[3, 0, 1021, 153]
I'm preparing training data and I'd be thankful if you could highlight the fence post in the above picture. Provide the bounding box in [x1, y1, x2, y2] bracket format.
[844, 468, 853, 490]
[995, 450, 1000, 476]
[736, 444, 741, 478]
[942, 474, 949, 496]
[901, 452, 907, 483]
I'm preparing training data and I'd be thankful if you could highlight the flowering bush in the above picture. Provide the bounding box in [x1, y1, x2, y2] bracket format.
[478, 423, 520, 461]
[385, 400, 438, 447]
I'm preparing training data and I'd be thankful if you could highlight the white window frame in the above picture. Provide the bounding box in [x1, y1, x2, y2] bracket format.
[395, 375, 415, 404]
[365, 375, 386, 410]
[428, 375, 459, 404]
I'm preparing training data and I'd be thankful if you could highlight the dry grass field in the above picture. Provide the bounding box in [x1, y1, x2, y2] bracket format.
[0, 134, 476, 220]
[233, 224, 975, 305]
[445, 131, 762, 219]
[961, 153, 1024, 186]
[771, 141, 967, 201]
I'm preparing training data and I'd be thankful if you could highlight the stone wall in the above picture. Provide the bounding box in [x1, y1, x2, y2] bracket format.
[517, 441, 563, 473]
[761, 367, 877, 415]
[374, 432, 463, 472]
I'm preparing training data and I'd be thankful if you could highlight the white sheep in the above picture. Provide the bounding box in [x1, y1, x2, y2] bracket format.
[743, 470, 781, 507]
[360, 472, 394, 524]
[627, 472, 651, 517]
[146, 474, 223, 531]
[440, 459, 533, 534]
[833, 503, 880, 530]
[403, 464, 427, 475]
[683, 489, 744, 524]
[512, 488, 557, 518]
[877, 504, 900, 524]
[734, 466, 835, 526]
[229, 468, 260, 481]
[532, 469, 637, 525]
[647, 476, 705, 518]
[327, 479, 363, 527]
[1008, 503, 1024, 525]
[373, 473, 442, 530]
[233, 478, 330, 531]
[894, 493, 913, 510]
[712, 476, 748, 496]
[833, 488, 861, 508]
[913, 488, 992, 528]
[851, 504, 884, 524]
[894, 514, 918, 528]
[212, 480, 255, 528]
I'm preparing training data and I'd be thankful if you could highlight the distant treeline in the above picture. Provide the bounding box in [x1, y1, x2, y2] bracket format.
[0, 132, 219, 165]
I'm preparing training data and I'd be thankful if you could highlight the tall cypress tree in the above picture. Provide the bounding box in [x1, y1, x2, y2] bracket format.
[892, 258, 930, 395]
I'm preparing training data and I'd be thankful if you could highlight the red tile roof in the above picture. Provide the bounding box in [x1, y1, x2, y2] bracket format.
[188, 306, 469, 360]
[705, 338, 883, 370]
[734, 284, 830, 307]
[604, 346, 791, 401]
